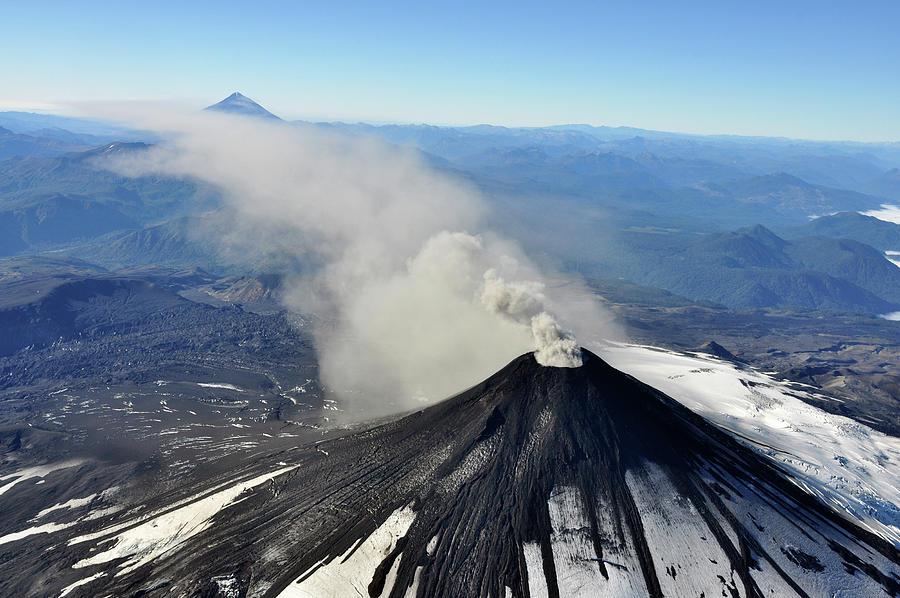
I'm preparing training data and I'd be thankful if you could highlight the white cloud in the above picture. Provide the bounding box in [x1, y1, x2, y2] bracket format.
[861, 204, 900, 225]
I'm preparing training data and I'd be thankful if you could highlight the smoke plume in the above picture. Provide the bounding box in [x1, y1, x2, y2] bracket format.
[94, 105, 612, 415]
[480, 270, 581, 367]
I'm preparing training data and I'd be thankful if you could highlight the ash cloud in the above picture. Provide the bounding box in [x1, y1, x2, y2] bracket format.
[92, 105, 615, 415]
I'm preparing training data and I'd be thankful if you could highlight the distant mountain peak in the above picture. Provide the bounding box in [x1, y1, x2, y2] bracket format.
[763, 171, 810, 186]
[716, 223, 789, 252]
[204, 92, 281, 120]
[696, 340, 747, 363]
[741, 223, 785, 240]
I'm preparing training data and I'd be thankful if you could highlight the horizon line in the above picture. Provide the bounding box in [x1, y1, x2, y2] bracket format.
[1, 99, 898, 146]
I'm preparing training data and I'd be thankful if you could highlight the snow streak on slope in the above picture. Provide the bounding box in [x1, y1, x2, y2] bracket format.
[71, 465, 297, 575]
[58, 572, 106, 598]
[34, 493, 99, 519]
[600, 342, 900, 546]
[277, 504, 417, 598]
[541, 486, 645, 597]
[0, 521, 79, 545]
[0, 460, 85, 496]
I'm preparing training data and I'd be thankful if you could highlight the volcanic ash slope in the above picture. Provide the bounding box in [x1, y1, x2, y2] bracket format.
[7, 350, 900, 598]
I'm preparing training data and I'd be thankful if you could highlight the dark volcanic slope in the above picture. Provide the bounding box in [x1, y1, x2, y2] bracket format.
[4, 351, 899, 597]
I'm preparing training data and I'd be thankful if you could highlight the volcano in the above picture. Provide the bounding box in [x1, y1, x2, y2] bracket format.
[204, 92, 281, 120]
[6, 350, 900, 597]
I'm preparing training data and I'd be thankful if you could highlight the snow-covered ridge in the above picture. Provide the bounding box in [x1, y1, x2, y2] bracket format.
[598, 341, 900, 546]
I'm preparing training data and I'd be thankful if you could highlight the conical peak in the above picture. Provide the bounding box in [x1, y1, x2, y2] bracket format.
[204, 92, 281, 120]
[438, 346, 745, 477]
[483, 347, 601, 381]
[438, 347, 659, 458]
[461, 348, 637, 410]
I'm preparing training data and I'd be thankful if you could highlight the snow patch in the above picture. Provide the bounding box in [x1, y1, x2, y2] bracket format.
[0, 460, 85, 496]
[34, 493, 98, 519]
[0, 521, 77, 545]
[212, 574, 241, 598]
[58, 572, 106, 597]
[406, 566, 423, 598]
[522, 541, 550, 598]
[71, 465, 296, 575]
[600, 342, 900, 546]
[197, 382, 245, 391]
[276, 504, 417, 598]
[625, 462, 739, 597]
[546, 485, 647, 596]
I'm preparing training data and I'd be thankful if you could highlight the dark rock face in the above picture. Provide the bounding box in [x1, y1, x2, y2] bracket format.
[4, 351, 899, 597]
[696, 340, 747, 364]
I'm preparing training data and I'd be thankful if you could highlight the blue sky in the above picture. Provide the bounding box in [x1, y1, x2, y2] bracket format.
[2, 0, 898, 141]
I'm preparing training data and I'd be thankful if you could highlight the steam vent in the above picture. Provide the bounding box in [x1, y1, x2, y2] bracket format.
[10, 351, 900, 597]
